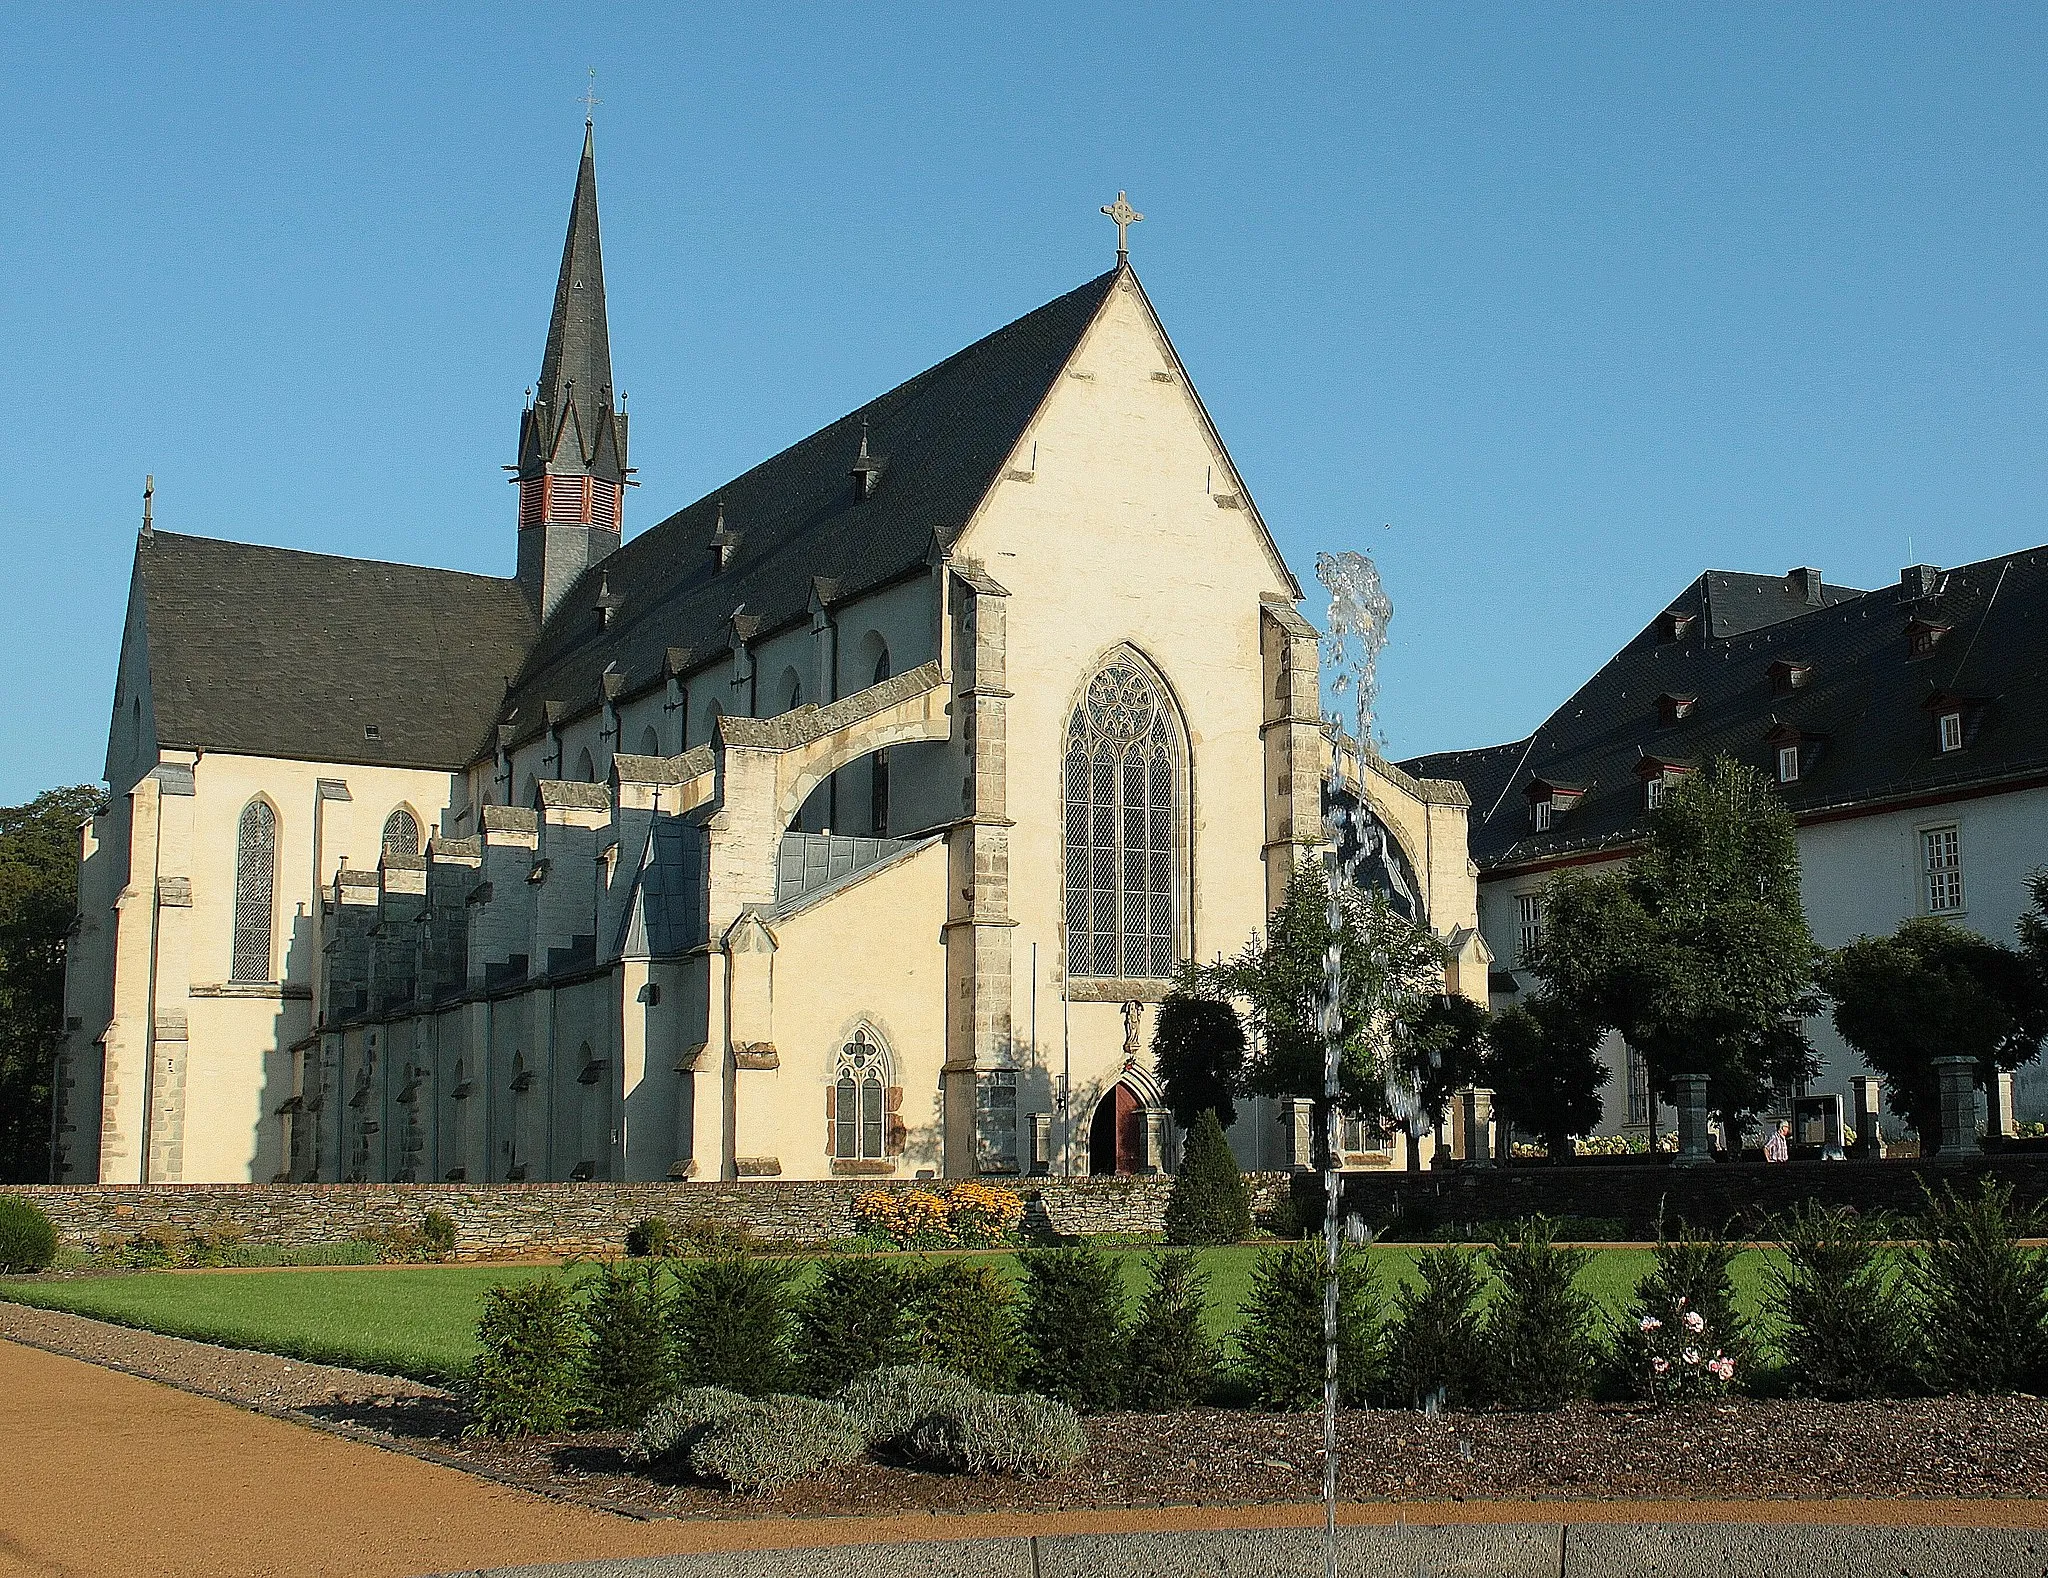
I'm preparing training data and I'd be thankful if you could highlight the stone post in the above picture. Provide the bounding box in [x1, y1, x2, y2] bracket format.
[1461, 1086, 1495, 1167]
[1850, 1075, 1885, 1160]
[1989, 1070, 2018, 1147]
[1932, 1056, 1981, 1157]
[1673, 1074, 1712, 1167]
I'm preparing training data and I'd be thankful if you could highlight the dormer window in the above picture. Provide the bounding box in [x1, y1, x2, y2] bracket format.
[1776, 743, 1801, 784]
[1533, 799, 1552, 832]
[1524, 779, 1584, 832]
[1769, 659, 1813, 694]
[1659, 610, 1696, 643]
[1657, 693, 1697, 726]
[1638, 758, 1695, 811]
[1938, 710, 1964, 753]
[1907, 619, 1951, 658]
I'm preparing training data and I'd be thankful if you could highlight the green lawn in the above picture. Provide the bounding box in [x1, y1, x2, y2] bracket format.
[0, 1246, 1783, 1384]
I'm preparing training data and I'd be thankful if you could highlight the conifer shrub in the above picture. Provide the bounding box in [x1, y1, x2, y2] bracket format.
[903, 1391, 1086, 1477]
[1617, 1223, 1747, 1400]
[906, 1260, 1021, 1391]
[1122, 1250, 1219, 1410]
[1382, 1247, 1489, 1409]
[1764, 1203, 1918, 1400]
[836, 1363, 982, 1447]
[421, 1208, 458, 1259]
[625, 1386, 753, 1467]
[470, 1277, 585, 1437]
[794, 1256, 916, 1394]
[672, 1250, 797, 1395]
[1018, 1246, 1129, 1410]
[1236, 1239, 1383, 1410]
[1910, 1179, 2048, 1395]
[625, 1217, 676, 1258]
[0, 1196, 57, 1273]
[689, 1395, 866, 1492]
[1480, 1216, 1597, 1410]
[580, 1259, 674, 1427]
[1163, 1110, 1254, 1246]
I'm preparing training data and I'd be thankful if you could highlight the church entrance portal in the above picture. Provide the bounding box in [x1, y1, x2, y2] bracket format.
[1088, 1080, 1145, 1175]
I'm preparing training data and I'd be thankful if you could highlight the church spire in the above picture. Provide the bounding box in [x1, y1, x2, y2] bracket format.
[516, 118, 629, 620]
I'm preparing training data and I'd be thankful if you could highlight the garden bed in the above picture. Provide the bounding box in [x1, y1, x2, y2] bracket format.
[3, 1300, 2044, 1519]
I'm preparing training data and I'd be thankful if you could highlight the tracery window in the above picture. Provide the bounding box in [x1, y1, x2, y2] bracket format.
[231, 799, 277, 981]
[833, 1028, 889, 1161]
[381, 807, 420, 858]
[1063, 653, 1180, 979]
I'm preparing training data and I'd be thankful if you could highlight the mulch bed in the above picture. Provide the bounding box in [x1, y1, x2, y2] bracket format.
[4, 1300, 2044, 1518]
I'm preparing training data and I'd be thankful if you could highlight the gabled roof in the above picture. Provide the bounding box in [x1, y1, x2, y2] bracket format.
[495, 265, 1126, 747]
[132, 531, 536, 769]
[1403, 550, 2048, 872]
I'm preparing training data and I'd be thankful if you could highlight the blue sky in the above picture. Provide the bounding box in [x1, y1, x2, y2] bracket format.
[5, 4, 2047, 803]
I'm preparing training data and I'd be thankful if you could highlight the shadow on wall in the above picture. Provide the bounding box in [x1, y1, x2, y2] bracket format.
[252, 905, 315, 1184]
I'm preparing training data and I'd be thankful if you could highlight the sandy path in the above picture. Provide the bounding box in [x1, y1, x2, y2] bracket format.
[3, 1335, 2046, 1578]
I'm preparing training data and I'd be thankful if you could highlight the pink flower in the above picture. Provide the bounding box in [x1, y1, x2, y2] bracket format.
[1639, 1316, 1663, 1332]
[1683, 1311, 1706, 1334]
[1652, 1357, 1670, 1374]
[1709, 1357, 1735, 1381]
[1682, 1348, 1702, 1365]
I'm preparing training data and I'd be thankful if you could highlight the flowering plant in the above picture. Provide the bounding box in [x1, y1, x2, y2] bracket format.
[1637, 1295, 1736, 1400]
[851, 1183, 1023, 1248]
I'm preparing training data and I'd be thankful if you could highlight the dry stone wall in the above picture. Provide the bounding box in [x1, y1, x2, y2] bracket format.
[2, 1175, 1294, 1259]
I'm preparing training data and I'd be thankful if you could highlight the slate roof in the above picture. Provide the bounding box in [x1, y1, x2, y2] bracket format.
[494, 266, 1126, 748]
[1403, 550, 2048, 873]
[134, 531, 537, 769]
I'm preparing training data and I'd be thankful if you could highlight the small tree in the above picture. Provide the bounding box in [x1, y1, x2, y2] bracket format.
[1481, 1217, 1597, 1410]
[1237, 1239, 1383, 1409]
[1382, 1246, 1488, 1409]
[794, 1256, 915, 1394]
[1154, 978, 1247, 1129]
[1485, 996, 1606, 1162]
[1400, 992, 1492, 1169]
[1163, 1109, 1253, 1245]
[1764, 1203, 1918, 1399]
[471, 1277, 585, 1437]
[1123, 1250, 1219, 1410]
[906, 1260, 1021, 1392]
[579, 1259, 673, 1427]
[671, 1251, 797, 1395]
[1018, 1246, 1129, 1411]
[1821, 919, 2047, 1152]
[1911, 1179, 2048, 1394]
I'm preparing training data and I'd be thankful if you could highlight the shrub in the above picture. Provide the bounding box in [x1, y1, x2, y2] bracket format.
[1619, 1224, 1746, 1401]
[624, 1385, 752, 1467]
[95, 1223, 186, 1268]
[671, 1250, 796, 1395]
[580, 1259, 674, 1427]
[853, 1189, 952, 1248]
[689, 1395, 866, 1492]
[1164, 1110, 1254, 1246]
[1122, 1250, 1219, 1410]
[674, 1216, 759, 1258]
[1382, 1247, 1488, 1409]
[0, 1196, 57, 1273]
[470, 1277, 585, 1437]
[903, 1391, 1086, 1477]
[1018, 1247, 1128, 1410]
[1481, 1216, 1597, 1410]
[794, 1256, 916, 1394]
[836, 1363, 983, 1446]
[1910, 1179, 2048, 1395]
[626, 1217, 676, 1258]
[184, 1218, 248, 1268]
[420, 1209, 458, 1260]
[945, 1181, 1024, 1246]
[906, 1260, 1021, 1391]
[1764, 1203, 1918, 1400]
[1237, 1240, 1383, 1410]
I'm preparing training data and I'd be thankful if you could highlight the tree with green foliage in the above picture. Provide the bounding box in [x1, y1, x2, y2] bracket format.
[1911, 1179, 2048, 1395]
[0, 786, 101, 1182]
[670, 1251, 797, 1395]
[471, 1277, 586, 1437]
[1153, 976, 1247, 1129]
[579, 1259, 673, 1427]
[794, 1256, 915, 1393]
[1123, 1250, 1219, 1410]
[1764, 1203, 1919, 1400]
[1381, 1246, 1488, 1409]
[2021, 869, 2048, 981]
[905, 1260, 1021, 1392]
[1481, 1216, 1597, 1410]
[1017, 1246, 1129, 1411]
[1163, 1108, 1253, 1245]
[1400, 991, 1492, 1168]
[1484, 996, 1606, 1162]
[1532, 758, 1820, 1142]
[1236, 1239, 1384, 1409]
[1209, 857, 1446, 1168]
[1821, 918, 2047, 1152]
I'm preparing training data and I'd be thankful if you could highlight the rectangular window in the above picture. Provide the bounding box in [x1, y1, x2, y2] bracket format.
[1938, 711, 1963, 753]
[1645, 776, 1664, 811]
[1626, 1046, 1650, 1128]
[1923, 826, 1964, 913]
[1777, 744, 1800, 784]
[1533, 799, 1552, 832]
[975, 1070, 1019, 1173]
[1515, 892, 1542, 965]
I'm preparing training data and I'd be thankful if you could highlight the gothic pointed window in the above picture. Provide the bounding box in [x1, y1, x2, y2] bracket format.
[832, 1027, 891, 1161]
[381, 807, 420, 858]
[231, 799, 277, 982]
[1063, 653, 1181, 979]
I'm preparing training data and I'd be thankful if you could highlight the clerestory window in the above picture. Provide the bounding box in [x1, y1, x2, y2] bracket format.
[381, 807, 421, 858]
[1062, 653, 1182, 979]
[231, 799, 278, 982]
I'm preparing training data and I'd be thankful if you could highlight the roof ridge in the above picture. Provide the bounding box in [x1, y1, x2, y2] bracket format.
[141, 530, 519, 589]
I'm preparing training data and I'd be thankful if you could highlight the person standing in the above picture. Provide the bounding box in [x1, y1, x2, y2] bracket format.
[1764, 1120, 1791, 1162]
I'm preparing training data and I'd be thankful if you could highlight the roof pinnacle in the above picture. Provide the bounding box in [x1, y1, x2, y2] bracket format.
[1101, 191, 1143, 261]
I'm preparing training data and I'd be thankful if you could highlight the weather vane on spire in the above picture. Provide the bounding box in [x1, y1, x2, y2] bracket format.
[1101, 191, 1143, 260]
[582, 68, 602, 125]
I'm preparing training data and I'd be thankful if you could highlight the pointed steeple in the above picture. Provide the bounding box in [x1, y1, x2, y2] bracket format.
[516, 119, 629, 620]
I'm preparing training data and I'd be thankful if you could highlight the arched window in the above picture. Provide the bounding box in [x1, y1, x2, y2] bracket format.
[833, 1027, 890, 1160]
[638, 724, 660, 756]
[381, 807, 420, 858]
[869, 645, 892, 836]
[231, 799, 278, 981]
[574, 747, 595, 783]
[1063, 653, 1180, 979]
[780, 668, 804, 713]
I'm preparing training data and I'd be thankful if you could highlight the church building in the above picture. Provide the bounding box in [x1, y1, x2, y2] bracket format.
[58, 129, 1484, 1186]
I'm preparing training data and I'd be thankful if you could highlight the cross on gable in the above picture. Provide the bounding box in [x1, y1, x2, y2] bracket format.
[1101, 191, 1144, 257]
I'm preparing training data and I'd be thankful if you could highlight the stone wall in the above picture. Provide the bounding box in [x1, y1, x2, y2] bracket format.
[1335, 1154, 2048, 1238]
[1, 1174, 1295, 1259]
